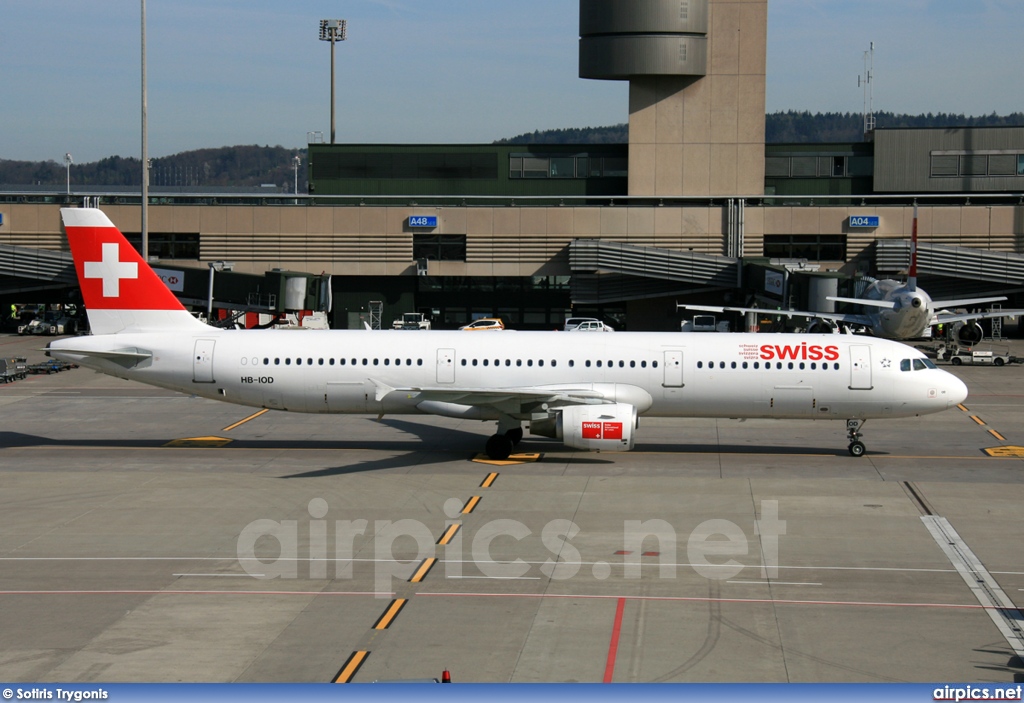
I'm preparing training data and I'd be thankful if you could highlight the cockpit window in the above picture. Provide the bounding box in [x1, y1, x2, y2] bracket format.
[900, 359, 911, 372]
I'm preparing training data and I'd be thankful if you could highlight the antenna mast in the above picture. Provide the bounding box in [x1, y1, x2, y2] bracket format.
[858, 42, 875, 140]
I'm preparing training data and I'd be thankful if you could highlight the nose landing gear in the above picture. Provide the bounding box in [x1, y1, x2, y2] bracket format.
[847, 419, 866, 457]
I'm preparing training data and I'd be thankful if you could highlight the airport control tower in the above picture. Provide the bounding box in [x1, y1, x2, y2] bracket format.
[580, 0, 767, 197]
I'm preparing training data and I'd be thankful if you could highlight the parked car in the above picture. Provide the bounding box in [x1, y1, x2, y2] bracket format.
[563, 317, 600, 331]
[459, 318, 505, 331]
[568, 320, 614, 332]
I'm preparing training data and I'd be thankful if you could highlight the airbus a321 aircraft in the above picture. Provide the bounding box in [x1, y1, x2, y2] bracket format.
[48, 208, 968, 459]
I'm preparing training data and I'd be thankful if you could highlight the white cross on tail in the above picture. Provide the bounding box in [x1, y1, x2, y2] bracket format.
[84, 242, 138, 297]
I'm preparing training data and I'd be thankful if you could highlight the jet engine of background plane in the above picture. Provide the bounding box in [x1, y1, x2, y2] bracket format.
[950, 320, 984, 345]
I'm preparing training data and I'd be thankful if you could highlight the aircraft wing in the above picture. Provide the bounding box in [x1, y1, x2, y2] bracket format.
[678, 304, 875, 327]
[370, 378, 613, 408]
[935, 309, 1024, 324]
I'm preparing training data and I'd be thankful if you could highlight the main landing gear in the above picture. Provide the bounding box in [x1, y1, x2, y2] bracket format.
[485, 424, 523, 461]
[847, 419, 866, 457]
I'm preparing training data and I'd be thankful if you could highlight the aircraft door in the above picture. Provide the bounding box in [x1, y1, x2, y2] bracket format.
[193, 339, 215, 383]
[437, 348, 455, 384]
[849, 345, 872, 390]
[663, 350, 684, 387]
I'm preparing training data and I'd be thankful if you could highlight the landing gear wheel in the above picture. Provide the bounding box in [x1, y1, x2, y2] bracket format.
[846, 419, 866, 458]
[505, 427, 524, 445]
[485, 433, 514, 460]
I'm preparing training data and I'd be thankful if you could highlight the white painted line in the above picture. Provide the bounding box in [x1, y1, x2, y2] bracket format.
[447, 575, 542, 580]
[728, 580, 822, 586]
[172, 573, 263, 578]
[922, 516, 1024, 659]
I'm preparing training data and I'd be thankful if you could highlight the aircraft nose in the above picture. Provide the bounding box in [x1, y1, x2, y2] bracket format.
[946, 373, 968, 407]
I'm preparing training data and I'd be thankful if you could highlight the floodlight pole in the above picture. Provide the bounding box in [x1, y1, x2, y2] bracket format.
[319, 20, 347, 144]
[141, 0, 149, 260]
[64, 153, 73, 195]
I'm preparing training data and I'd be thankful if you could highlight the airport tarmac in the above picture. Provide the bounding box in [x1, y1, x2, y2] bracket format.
[1, 332, 1022, 684]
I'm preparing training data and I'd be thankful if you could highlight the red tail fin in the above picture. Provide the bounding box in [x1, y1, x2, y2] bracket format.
[61, 208, 204, 334]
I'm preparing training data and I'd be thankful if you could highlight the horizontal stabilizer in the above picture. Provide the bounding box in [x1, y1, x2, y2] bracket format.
[47, 347, 152, 361]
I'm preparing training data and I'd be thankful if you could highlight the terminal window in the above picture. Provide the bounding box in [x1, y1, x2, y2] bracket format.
[930, 151, 1024, 178]
[125, 232, 200, 260]
[763, 234, 846, 261]
[509, 154, 626, 179]
[413, 234, 466, 262]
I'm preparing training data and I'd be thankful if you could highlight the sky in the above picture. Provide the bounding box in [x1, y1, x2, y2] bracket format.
[2, 0, 1022, 164]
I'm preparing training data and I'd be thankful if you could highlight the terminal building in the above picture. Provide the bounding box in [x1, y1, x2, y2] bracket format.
[2, 0, 1024, 331]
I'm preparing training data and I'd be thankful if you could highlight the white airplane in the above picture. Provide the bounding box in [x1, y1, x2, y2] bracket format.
[48, 208, 968, 459]
[681, 207, 1021, 342]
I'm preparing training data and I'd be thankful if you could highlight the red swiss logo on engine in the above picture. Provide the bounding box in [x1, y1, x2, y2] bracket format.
[581, 421, 623, 440]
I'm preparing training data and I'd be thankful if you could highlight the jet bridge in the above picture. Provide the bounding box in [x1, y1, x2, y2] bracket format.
[876, 240, 1024, 292]
[0, 243, 77, 297]
[569, 239, 740, 303]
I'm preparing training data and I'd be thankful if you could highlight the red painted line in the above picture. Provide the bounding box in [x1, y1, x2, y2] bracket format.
[603, 597, 626, 683]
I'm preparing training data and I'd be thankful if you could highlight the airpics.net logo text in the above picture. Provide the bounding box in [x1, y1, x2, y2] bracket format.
[235, 498, 786, 596]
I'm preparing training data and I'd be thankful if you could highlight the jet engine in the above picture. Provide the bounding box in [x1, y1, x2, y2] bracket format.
[952, 321, 984, 345]
[532, 403, 637, 452]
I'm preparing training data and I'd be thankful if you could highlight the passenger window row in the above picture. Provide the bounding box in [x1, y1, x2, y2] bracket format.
[252, 357, 426, 367]
[459, 358, 660, 369]
[242, 357, 662, 369]
[697, 360, 842, 371]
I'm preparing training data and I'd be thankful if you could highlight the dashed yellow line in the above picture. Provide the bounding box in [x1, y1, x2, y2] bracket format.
[957, 404, 970, 412]
[333, 650, 369, 683]
[480, 472, 499, 488]
[461, 495, 481, 514]
[409, 557, 437, 583]
[988, 429, 1007, 441]
[436, 523, 461, 546]
[970, 415, 986, 426]
[222, 408, 269, 432]
[371, 598, 407, 630]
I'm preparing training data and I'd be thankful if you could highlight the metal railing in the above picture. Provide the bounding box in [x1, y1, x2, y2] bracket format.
[1, 190, 1022, 209]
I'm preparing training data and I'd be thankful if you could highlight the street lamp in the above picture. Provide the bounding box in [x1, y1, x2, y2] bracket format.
[318, 19, 347, 144]
[63, 153, 73, 194]
[207, 260, 235, 321]
[292, 155, 301, 195]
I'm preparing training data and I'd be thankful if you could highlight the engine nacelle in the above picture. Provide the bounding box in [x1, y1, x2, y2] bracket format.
[541, 403, 637, 452]
[952, 321, 984, 346]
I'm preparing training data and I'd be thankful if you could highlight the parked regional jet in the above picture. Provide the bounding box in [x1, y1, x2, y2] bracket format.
[680, 208, 1022, 342]
[48, 208, 968, 459]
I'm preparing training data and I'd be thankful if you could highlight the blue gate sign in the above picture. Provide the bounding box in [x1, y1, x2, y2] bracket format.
[849, 215, 879, 228]
[408, 215, 438, 228]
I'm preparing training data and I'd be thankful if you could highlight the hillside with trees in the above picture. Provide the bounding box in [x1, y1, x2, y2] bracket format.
[4, 112, 1023, 187]
[0, 145, 305, 189]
